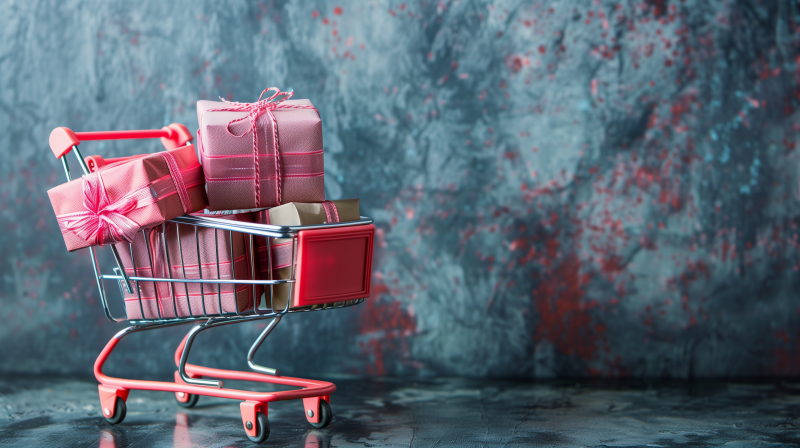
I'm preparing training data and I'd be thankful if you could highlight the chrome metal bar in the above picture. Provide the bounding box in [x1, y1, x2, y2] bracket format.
[129, 240, 146, 320]
[72, 146, 91, 175]
[100, 275, 295, 285]
[120, 316, 245, 336]
[92, 246, 122, 322]
[61, 157, 71, 181]
[214, 229, 222, 315]
[281, 236, 297, 314]
[133, 314, 276, 326]
[142, 229, 163, 320]
[266, 235, 273, 311]
[113, 325, 147, 340]
[177, 224, 193, 317]
[119, 308, 347, 334]
[229, 230, 239, 316]
[110, 246, 133, 294]
[123, 298, 365, 325]
[161, 223, 177, 317]
[178, 322, 223, 388]
[169, 215, 374, 239]
[194, 226, 207, 317]
[111, 320, 197, 339]
[249, 234, 262, 316]
[170, 216, 288, 238]
[246, 316, 281, 375]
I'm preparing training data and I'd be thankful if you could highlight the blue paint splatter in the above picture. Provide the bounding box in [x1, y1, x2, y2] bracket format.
[720, 145, 730, 163]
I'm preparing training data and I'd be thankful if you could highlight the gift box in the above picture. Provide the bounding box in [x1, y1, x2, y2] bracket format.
[254, 199, 360, 310]
[115, 228, 173, 320]
[197, 88, 325, 211]
[119, 212, 258, 320]
[48, 145, 207, 251]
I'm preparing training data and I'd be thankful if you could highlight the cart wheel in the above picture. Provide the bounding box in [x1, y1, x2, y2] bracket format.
[309, 400, 332, 429]
[175, 392, 199, 408]
[246, 412, 270, 443]
[104, 397, 126, 425]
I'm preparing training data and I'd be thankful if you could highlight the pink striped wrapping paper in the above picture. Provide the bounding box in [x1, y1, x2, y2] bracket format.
[118, 212, 259, 320]
[48, 145, 207, 252]
[196, 89, 325, 211]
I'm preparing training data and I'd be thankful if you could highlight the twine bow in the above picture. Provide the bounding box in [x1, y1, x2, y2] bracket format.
[57, 173, 139, 246]
[205, 87, 316, 206]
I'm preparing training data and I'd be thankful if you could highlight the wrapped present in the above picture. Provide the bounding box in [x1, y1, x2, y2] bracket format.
[254, 199, 360, 310]
[196, 88, 325, 211]
[119, 212, 258, 320]
[116, 228, 173, 320]
[48, 145, 207, 251]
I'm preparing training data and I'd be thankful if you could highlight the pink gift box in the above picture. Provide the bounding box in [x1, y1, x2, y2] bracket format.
[48, 145, 208, 251]
[116, 228, 172, 320]
[119, 212, 259, 320]
[196, 88, 325, 211]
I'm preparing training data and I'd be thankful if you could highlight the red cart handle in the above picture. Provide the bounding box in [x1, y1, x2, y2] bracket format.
[49, 123, 193, 159]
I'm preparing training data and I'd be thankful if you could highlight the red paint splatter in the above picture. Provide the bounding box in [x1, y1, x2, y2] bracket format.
[505, 55, 523, 73]
[646, 0, 666, 17]
[359, 282, 416, 375]
[771, 332, 800, 375]
[533, 251, 602, 361]
[601, 255, 624, 276]
[333, 6, 342, 15]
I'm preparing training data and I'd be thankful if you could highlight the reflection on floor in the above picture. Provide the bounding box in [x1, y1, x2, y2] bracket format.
[1, 376, 799, 447]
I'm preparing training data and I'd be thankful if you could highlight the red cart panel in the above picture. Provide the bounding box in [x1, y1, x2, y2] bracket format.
[294, 224, 375, 307]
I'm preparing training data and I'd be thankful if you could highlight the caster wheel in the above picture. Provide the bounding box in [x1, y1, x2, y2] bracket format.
[104, 397, 126, 425]
[175, 393, 199, 408]
[246, 412, 270, 443]
[309, 400, 332, 429]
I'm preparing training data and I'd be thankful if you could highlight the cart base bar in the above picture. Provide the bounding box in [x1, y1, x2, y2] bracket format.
[93, 323, 334, 440]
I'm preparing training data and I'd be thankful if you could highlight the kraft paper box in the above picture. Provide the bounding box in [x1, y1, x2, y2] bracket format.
[196, 96, 325, 211]
[254, 199, 360, 310]
[48, 145, 207, 251]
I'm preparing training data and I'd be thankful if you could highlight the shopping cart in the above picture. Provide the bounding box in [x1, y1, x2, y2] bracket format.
[49, 124, 375, 443]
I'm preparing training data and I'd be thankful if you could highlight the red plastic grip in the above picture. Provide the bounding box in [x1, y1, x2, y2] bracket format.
[48, 123, 194, 159]
[84, 155, 104, 172]
[49, 127, 81, 159]
[160, 123, 193, 150]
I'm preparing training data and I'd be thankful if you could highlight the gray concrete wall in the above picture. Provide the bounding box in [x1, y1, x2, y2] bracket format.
[1, 0, 799, 379]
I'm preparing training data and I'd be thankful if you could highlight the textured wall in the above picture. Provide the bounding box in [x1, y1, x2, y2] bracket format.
[1, 0, 799, 379]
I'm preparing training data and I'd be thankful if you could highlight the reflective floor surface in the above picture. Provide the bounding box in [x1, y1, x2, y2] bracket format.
[1, 376, 799, 447]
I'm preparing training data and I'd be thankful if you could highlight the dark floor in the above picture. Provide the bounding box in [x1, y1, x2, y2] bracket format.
[0, 376, 799, 447]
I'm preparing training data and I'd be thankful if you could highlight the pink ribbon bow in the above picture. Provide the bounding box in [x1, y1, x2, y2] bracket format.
[205, 87, 317, 206]
[57, 173, 140, 246]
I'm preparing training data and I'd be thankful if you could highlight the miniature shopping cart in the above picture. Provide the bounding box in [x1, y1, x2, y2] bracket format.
[49, 124, 375, 443]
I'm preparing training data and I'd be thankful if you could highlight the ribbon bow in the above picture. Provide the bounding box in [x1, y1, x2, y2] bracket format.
[205, 87, 316, 206]
[57, 173, 140, 246]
